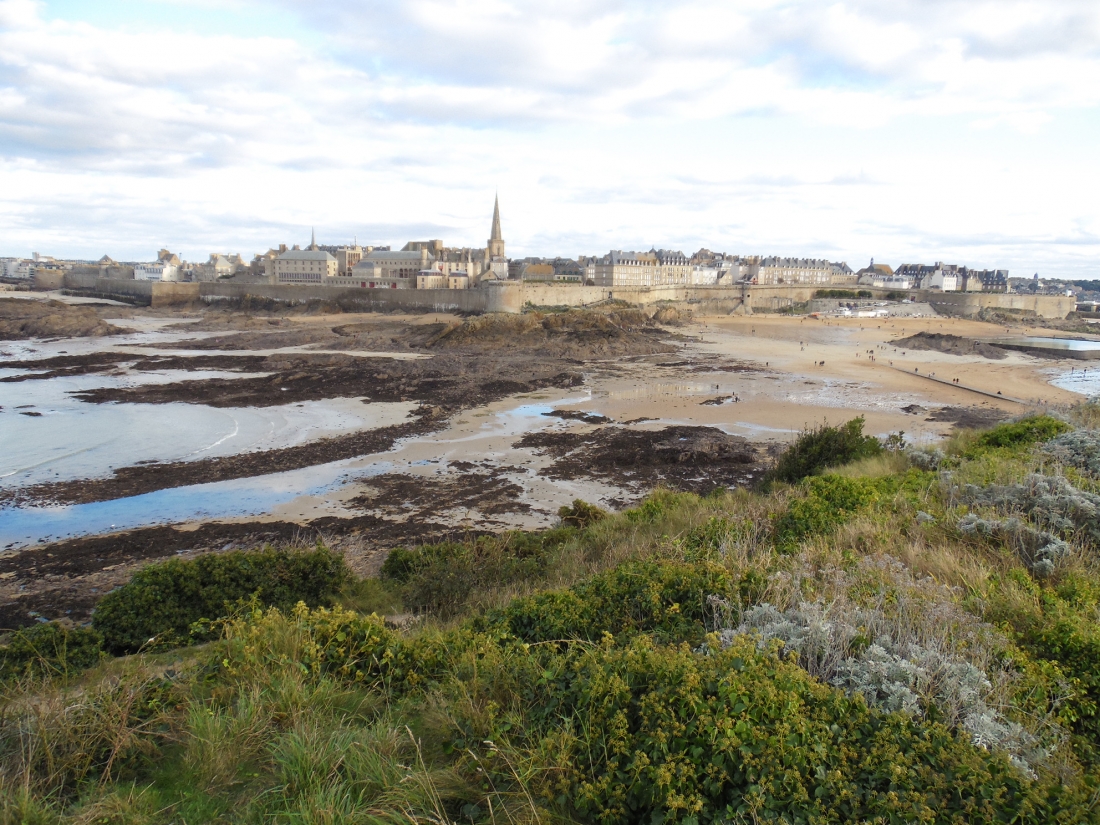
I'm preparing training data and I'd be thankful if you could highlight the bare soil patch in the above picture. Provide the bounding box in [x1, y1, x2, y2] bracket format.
[516, 424, 761, 498]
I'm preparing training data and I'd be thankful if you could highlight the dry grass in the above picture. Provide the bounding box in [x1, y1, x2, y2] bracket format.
[0, 667, 177, 800]
[829, 451, 910, 479]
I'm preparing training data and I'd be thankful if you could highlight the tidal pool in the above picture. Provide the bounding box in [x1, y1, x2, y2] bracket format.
[995, 336, 1100, 352]
[0, 459, 394, 549]
[1049, 367, 1100, 396]
[0, 367, 415, 487]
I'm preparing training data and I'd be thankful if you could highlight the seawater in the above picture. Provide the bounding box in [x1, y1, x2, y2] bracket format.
[995, 336, 1100, 352]
[1050, 367, 1100, 396]
[0, 367, 415, 487]
[0, 459, 394, 550]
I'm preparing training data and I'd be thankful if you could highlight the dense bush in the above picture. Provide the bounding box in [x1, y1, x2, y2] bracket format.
[92, 546, 350, 654]
[379, 530, 572, 618]
[0, 622, 104, 681]
[14, 408, 1100, 823]
[730, 601, 1043, 773]
[774, 474, 881, 549]
[515, 635, 1072, 825]
[1015, 595, 1100, 767]
[967, 416, 1071, 455]
[218, 602, 401, 688]
[215, 599, 1086, 825]
[764, 416, 883, 485]
[479, 559, 739, 645]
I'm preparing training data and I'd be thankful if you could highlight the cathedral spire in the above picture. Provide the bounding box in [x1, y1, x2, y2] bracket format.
[485, 194, 506, 267]
[310, 227, 317, 250]
[490, 194, 502, 242]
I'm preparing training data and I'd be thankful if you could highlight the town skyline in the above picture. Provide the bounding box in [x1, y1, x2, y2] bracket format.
[0, 201, 1085, 282]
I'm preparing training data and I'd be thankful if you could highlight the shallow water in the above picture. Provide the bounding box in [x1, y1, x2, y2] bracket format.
[995, 336, 1100, 352]
[0, 366, 415, 487]
[0, 459, 395, 549]
[1049, 367, 1100, 396]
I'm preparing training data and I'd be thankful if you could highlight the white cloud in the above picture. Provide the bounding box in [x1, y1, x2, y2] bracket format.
[0, 0, 1096, 277]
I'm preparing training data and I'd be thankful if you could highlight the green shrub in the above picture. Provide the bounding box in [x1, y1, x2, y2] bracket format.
[379, 530, 572, 619]
[92, 546, 350, 655]
[1016, 595, 1100, 765]
[774, 475, 881, 549]
[481, 559, 736, 645]
[219, 603, 400, 689]
[0, 622, 104, 681]
[508, 635, 1077, 825]
[968, 416, 1071, 456]
[765, 416, 883, 485]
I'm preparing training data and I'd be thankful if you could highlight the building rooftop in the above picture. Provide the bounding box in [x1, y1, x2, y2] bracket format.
[364, 250, 434, 261]
[277, 249, 336, 262]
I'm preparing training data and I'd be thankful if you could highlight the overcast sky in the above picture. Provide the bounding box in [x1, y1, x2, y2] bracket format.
[1, 0, 1098, 276]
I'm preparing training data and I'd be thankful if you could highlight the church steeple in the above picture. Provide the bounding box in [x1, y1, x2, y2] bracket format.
[309, 228, 318, 251]
[486, 194, 505, 263]
[490, 194, 502, 242]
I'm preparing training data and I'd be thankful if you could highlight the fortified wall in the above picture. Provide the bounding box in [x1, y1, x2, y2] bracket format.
[918, 290, 1075, 319]
[43, 272, 1074, 319]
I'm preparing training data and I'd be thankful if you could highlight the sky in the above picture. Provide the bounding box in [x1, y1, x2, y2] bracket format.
[1, 0, 1099, 277]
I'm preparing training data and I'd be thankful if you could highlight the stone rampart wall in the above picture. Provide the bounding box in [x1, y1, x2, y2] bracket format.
[917, 291, 1074, 320]
[52, 274, 1072, 320]
[198, 281, 522, 314]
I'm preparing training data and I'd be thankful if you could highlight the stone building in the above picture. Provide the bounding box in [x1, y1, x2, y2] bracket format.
[353, 249, 433, 282]
[855, 259, 894, 286]
[334, 245, 363, 275]
[135, 249, 183, 282]
[194, 252, 246, 282]
[272, 232, 337, 284]
[652, 249, 691, 285]
[750, 257, 851, 286]
[593, 250, 659, 287]
[894, 263, 960, 292]
[960, 268, 1009, 293]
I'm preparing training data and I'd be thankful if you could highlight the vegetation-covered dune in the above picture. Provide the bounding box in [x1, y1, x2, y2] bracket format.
[6, 410, 1100, 823]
